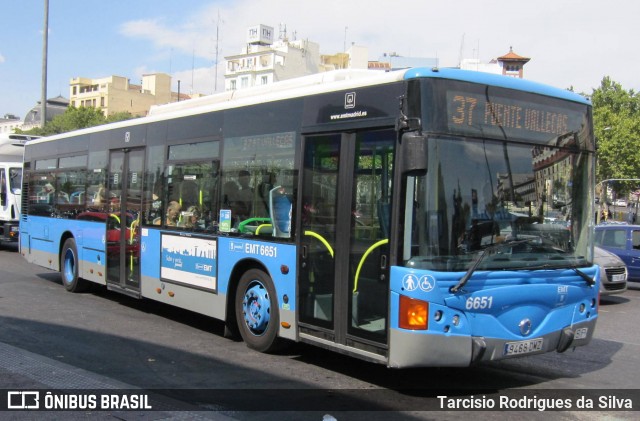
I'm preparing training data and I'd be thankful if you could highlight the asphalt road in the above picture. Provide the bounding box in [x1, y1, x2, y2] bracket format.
[0, 241, 638, 420]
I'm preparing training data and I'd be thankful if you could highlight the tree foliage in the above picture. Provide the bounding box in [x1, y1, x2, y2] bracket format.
[591, 77, 640, 194]
[18, 106, 135, 136]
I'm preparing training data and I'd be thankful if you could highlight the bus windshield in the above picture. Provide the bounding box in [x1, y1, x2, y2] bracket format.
[10, 167, 22, 194]
[404, 134, 593, 272]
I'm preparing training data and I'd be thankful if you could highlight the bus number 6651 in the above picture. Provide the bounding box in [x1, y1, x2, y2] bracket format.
[466, 296, 493, 310]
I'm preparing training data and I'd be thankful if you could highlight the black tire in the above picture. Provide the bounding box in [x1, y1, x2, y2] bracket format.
[235, 269, 282, 352]
[60, 238, 88, 292]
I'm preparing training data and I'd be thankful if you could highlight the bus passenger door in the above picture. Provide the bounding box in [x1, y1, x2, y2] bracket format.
[106, 148, 144, 295]
[299, 130, 394, 351]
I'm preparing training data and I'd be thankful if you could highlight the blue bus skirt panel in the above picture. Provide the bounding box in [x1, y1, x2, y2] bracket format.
[139, 231, 298, 341]
[387, 265, 599, 368]
[20, 215, 58, 270]
[20, 216, 107, 285]
[217, 237, 298, 341]
[140, 228, 228, 321]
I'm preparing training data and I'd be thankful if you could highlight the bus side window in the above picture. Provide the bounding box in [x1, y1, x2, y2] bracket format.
[164, 160, 219, 231]
[27, 172, 56, 216]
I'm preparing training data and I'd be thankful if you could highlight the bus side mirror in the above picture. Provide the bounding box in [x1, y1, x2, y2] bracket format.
[400, 132, 427, 176]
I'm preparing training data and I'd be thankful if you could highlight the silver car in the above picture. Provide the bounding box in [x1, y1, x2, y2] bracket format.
[594, 246, 628, 295]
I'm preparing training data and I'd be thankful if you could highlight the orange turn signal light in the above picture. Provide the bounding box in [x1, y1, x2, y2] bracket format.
[399, 295, 428, 330]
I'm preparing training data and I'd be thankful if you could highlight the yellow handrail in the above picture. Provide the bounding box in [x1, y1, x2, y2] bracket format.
[109, 213, 120, 224]
[353, 239, 388, 293]
[255, 224, 272, 235]
[304, 230, 334, 258]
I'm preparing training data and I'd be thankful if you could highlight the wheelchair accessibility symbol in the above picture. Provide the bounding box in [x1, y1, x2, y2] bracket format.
[418, 275, 435, 292]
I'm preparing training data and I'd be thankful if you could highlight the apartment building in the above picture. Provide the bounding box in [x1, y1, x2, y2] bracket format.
[69, 73, 190, 117]
[0, 114, 22, 135]
[224, 25, 322, 91]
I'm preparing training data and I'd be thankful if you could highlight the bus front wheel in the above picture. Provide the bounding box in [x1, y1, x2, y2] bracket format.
[235, 269, 282, 353]
[61, 238, 88, 292]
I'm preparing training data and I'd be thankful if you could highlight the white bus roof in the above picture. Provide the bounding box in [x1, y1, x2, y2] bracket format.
[148, 69, 402, 117]
[26, 67, 588, 145]
[0, 134, 30, 162]
[27, 69, 405, 145]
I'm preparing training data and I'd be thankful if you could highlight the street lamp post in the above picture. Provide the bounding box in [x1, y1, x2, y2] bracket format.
[41, 0, 49, 128]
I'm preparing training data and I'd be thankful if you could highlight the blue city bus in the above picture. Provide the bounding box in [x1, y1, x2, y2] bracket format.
[20, 67, 599, 367]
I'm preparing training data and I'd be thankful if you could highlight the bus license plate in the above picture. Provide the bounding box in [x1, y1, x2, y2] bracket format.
[504, 338, 543, 356]
[574, 327, 588, 340]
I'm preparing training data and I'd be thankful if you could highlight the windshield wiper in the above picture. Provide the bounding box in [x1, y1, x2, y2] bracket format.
[450, 242, 596, 294]
[571, 267, 596, 286]
[450, 239, 535, 293]
[504, 263, 595, 288]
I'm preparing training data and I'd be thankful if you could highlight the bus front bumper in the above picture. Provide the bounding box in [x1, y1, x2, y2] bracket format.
[1, 222, 19, 242]
[387, 318, 597, 368]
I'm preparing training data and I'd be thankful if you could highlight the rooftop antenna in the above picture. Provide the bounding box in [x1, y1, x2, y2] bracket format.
[213, 10, 223, 93]
[343, 26, 348, 52]
[458, 33, 465, 67]
[191, 48, 195, 95]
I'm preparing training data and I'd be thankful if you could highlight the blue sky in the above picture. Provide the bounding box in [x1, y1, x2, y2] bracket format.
[1, 0, 639, 119]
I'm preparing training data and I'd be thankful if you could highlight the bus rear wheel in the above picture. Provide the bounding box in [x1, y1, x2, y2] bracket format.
[61, 238, 88, 292]
[235, 269, 282, 353]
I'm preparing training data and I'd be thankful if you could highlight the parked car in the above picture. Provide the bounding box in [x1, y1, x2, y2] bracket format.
[614, 198, 628, 207]
[594, 246, 628, 295]
[594, 224, 640, 282]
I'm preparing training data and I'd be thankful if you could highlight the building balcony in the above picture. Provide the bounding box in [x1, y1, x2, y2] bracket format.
[71, 90, 103, 99]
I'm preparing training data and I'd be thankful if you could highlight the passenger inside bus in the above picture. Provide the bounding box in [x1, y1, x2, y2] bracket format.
[92, 185, 106, 205]
[38, 182, 55, 203]
[145, 179, 163, 224]
[178, 205, 202, 229]
[164, 201, 181, 226]
[56, 191, 70, 204]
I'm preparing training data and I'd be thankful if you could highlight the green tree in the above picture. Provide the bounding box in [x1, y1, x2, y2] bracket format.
[591, 77, 640, 195]
[106, 111, 135, 124]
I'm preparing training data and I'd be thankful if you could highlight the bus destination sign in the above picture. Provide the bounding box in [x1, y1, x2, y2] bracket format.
[446, 90, 586, 143]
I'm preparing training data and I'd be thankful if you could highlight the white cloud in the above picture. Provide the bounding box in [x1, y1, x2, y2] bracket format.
[0, 53, 5, 64]
[119, 15, 218, 61]
[117, 0, 640, 94]
[173, 66, 218, 96]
